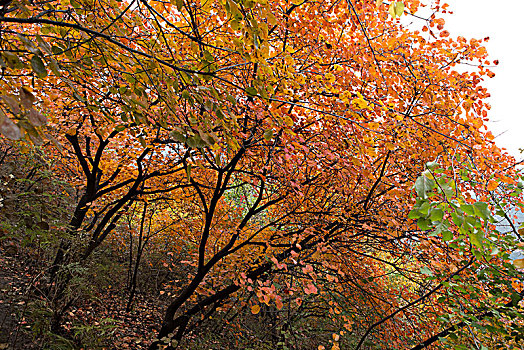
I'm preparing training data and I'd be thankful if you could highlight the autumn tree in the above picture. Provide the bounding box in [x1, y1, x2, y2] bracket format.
[1, 0, 523, 349]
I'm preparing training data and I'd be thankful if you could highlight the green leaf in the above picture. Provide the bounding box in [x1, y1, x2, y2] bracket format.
[138, 136, 147, 148]
[23, 122, 43, 145]
[245, 87, 258, 96]
[226, 94, 237, 106]
[417, 217, 431, 230]
[448, 333, 459, 341]
[36, 34, 52, 55]
[17, 33, 39, 54]
[408, 209, 421, 219]
[203, 50, 214, 62]
[426, 161, 438, 170]
[228, 0, 243, 20]
[510, 292, 521, 306]
[442, 230, 453, 241]
[451, 212, 464, 226]
[465, 215, 480, 228]
[430, 207, 444, 222]
[468, 229, 483, 249]
[51, 45, 63, 55]
[473, 202, 490, 220]
[186, 134, 206, 149]
[263, 129, 273, 141]
[436, 178, 455, 197]
[169, 130, 186, 143]
[419, 201, 431, 215]
[215, 108, 227, 120]
[267, 11, 277, 26]
[460, 204, 474, 216]
[198, 130, 217, 146]
[47, 58, 61, 76]
[437, 296, 447, 303]
[30, 55, 47, 78]
[258, 86, 269, 100]
[432, 220, 448, 235]
[490, 247, 500, 256]
[420, 266, 433, 276]
[2, 52, 23, 69]
[181, 90, 193, 104]
[414, 175, 435, 198]
[230, 19, 242, 31]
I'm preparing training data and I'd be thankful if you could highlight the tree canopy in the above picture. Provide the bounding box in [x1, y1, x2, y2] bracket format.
[0, 0, 523, 349]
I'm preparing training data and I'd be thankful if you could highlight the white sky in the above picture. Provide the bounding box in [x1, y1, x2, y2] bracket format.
[405, 1, 524, 158]
[445, 0, 524, 158]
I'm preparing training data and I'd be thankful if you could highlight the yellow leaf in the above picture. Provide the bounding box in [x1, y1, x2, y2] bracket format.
[283, 116, 293, 127]
[201, 0, 212, 12]
[487, 179, 498, 191]
[388, 2, 396, 18]
[267, 11, 277, 26]
[514, 259, 524, 269]
[284, 54, 294, 66]
[376, 0, 383, 7]
[395, 1, 405, 17]
[251, 304, 261, 314]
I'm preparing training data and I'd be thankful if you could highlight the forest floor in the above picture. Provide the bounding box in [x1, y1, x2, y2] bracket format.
[0, 252, 38, 350]
[0, 248, 166, 350]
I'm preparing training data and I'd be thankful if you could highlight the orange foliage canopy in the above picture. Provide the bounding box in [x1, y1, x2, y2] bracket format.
[1, 0, 523, 348]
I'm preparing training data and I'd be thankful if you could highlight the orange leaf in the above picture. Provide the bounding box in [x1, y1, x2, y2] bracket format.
[487, 179, 498, 191]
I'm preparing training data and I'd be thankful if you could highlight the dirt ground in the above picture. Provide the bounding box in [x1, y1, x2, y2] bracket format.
[0, 253, 39, 350]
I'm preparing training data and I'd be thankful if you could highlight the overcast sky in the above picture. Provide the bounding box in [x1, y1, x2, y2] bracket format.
[405, 1, 524, 158]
